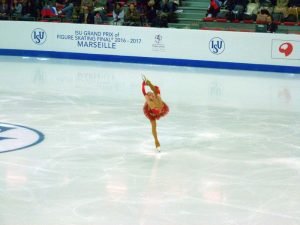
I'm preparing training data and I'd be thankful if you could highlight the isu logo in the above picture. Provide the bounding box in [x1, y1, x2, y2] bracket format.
[209, 37, 225, 55]
[31, 28, 47, 45]
[279, 42, 293, 56]
[0, 122, 44, 153]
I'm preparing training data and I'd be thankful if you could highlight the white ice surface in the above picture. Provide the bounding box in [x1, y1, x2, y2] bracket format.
[0, 56, 300, 225]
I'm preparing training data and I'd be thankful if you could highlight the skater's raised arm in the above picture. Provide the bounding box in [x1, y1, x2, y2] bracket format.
[142, 80, 147, 96]
[146, 80, 160, 96]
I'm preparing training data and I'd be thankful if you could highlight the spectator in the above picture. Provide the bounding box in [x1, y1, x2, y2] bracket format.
[22, 0, 35, 18]
[232, 0, 248, 20]
[93, 0, 107, 22]
[273, 0, 289, 20]
[170, 0, 179, 12]
[286, 0, 299, 22]
[124, 3, 141, 26]
[206, 0, 222, 17]
[160, 0, 172, 14]
[11, 0, 23, 18]
[94, 10, 102, 23]
[86, 5, 94, 23]
[0, 0, 9, 19]
[78, 0, 93, 23]
[58, 0, 74, 20]
[41, 0, 57, 19]
[34, 0, 43, 20]
[243, 0, 260, 20]
[136, 0, 147, 13]
[157, 0, 172, 26]
[256, 7, 271, 22]
[216, 0, 235, 20]
[266, 14, 278, 31]
[112, 2, 124, 25]
[259, 0, 275, 14]
[146, 0, 158, 26]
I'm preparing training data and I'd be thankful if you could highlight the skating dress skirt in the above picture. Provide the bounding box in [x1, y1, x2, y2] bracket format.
[143, 102, 169, 120]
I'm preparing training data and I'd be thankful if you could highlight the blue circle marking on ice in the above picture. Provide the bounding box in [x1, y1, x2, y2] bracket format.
[31, 28, 47, 45]
[0, 122, 44, 153]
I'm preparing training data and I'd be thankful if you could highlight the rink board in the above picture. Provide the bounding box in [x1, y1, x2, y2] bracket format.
[0, 21, 299, 73]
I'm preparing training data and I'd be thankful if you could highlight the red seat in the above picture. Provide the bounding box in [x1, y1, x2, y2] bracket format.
[216, 18, 227, 22]
[243, 19, 254, 23]
[284, 21, 297, 26]
[203, 17, 215, 22]
[273, 21, 281, 25]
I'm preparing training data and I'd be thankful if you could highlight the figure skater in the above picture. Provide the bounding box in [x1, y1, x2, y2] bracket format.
[142, 75, 169, 151]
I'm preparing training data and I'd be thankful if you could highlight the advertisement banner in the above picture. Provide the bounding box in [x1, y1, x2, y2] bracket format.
[0, 21, 299, 73]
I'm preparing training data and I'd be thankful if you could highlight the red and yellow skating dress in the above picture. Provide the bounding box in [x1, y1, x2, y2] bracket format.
[142, 81, 169, 121]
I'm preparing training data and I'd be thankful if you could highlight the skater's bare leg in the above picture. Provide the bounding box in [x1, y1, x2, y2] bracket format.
[150, 119, 160, 148]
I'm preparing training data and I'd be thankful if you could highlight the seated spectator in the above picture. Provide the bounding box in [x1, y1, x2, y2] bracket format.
[243, 0, 260, 20]
[256, 7, 272, 22]
[93, 0, 107, 22]
[0, 0, 9, 19]
[160, 0, 172, 14]
[259, 0, 275, 14]
[232, 0, 248, 20]
[286, 0, 299, 22]
[11, 0, 23, 18]
[124, 3, 141, 26]
[216, 0, 235, 20]
[58, 0, 74, 20]
[136, 0, 148, 13]
[112, 2, 124, 25]
[169, 0, 179, 11]
[156, 0, 173, 26]
[94, 10, 102, 23]
[206, 0, 222, 17]
[273, 0, 289, 20]
[41, 0, 58, 19]
[34, 0, 43, 20]
[86, 5, 95, 23]
[266, 14, 278, 31]
[146, 0, 158, 26]
[22, 0, 36, 18]
[78, 0, 93, 23]
[166, 0, 178, 21]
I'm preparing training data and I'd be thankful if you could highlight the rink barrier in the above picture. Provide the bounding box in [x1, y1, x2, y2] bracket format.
[0, 21, 299, 74]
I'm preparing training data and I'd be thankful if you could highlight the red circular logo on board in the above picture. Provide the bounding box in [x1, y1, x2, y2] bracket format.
[279, 42, 293, 57]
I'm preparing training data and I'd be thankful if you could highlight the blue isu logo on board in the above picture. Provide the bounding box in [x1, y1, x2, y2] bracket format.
[209, 37, 225, 55]
[0, 122, 44, 153]
[31, 28, 47, 45]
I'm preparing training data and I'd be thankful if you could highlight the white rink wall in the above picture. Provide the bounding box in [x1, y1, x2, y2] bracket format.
[0, 21, 299, 73]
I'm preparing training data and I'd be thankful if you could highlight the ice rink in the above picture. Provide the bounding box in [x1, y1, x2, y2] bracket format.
[0, 56, 300, 225]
